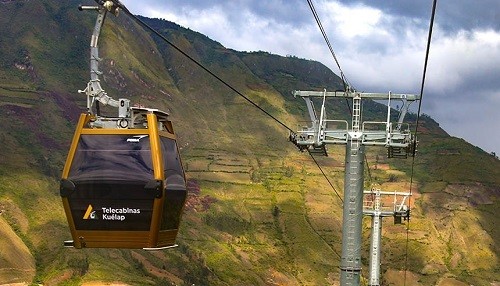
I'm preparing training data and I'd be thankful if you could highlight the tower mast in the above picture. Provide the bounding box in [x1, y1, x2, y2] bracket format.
[291, 89, 418, 285]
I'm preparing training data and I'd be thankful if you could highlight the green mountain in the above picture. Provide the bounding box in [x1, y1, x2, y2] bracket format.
[0, 0, 498, 285]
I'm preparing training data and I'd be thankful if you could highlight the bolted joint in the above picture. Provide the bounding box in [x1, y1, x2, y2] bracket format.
[103, 0, 120, 15]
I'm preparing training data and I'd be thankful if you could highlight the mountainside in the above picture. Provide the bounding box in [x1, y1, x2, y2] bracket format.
[0, 1, 499, 285]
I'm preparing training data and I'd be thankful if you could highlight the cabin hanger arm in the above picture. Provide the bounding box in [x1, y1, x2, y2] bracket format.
[78, 1, 129, 117]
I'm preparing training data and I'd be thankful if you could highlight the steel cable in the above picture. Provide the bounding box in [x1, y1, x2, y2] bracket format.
[108, 0, 344, 203]
[404, 0, 438, 284]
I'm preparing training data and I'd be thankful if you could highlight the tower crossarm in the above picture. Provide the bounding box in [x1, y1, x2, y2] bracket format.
[363, 189, 411, 219]
[293, 90, 420, 101]
[290, 89, 419, 156]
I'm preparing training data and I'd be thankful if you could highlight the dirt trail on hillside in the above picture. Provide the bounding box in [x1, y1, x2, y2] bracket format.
[0, 217, 35, 285]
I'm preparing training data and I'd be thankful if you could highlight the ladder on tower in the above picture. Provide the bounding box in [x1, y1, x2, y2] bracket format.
[352, 95, 361, 132]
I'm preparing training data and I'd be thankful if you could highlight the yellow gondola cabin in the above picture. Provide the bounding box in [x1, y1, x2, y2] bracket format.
[60, 2, 187, 249]
[60, 108, 187, 249]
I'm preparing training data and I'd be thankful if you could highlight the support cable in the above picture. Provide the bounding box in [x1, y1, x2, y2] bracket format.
[306, 0, 351, 91]
[106, 1, 343, 201]
[404, 0, 438, 285]
[308, 150, 344, 204]
[110, 0, 294, 133]
[306, 0, 374, 186]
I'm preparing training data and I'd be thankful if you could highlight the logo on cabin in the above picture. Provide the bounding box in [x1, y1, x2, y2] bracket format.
[82, 204, 141, 221]
[83, 204, 98, 220]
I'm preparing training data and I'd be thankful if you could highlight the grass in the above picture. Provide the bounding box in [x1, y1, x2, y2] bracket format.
[391, 134, 500, 185]
[0, 86, 38, 97]
[0, 217, 36, 284]
[0, 2, 499, 285]
[183, 154, 347, 284]
[1, 125, 497, 285]
[175, 157, 345, 284]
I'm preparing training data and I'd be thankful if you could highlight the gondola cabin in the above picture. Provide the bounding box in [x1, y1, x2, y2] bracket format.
[60, 107, 187, 249]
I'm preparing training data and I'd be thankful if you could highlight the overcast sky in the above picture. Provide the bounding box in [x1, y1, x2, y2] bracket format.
[120, 0, 500, 155]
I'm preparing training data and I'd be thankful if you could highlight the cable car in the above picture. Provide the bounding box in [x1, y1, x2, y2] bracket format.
[60, 1, 187, 249]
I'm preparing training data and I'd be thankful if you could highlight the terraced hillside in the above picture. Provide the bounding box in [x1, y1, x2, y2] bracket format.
[0, 0, 498, 285]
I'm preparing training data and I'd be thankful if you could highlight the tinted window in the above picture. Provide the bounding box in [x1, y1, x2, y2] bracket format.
[69, 134, 153, 183]
[159, 137, 187, 230]
[160, 137, 186, 190]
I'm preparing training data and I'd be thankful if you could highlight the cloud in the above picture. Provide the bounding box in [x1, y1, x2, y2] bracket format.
[426, 90, 500, 155]
[119, 0, 500, 153]
[427, 30, 500, 93]
[339, 0, 500, 32]
[421, 29, 500, 154]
